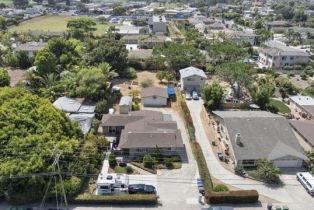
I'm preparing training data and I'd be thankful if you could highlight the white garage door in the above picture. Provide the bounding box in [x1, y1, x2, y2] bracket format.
[273, 159, 302, 168]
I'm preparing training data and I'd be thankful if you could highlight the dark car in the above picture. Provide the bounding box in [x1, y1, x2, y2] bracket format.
[128, 184, 156, 194]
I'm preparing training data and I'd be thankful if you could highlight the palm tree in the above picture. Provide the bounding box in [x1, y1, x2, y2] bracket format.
[99, 62, 118, 79]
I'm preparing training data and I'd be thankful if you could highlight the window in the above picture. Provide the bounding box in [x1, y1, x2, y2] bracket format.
[290, 57, 294, 60]
[153, 95, 157, 99]
[282, 56, 286, 61]
[242, 160, 255, 165]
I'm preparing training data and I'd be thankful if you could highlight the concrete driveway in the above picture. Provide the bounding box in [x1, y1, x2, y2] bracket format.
[186, 99, 314, 210]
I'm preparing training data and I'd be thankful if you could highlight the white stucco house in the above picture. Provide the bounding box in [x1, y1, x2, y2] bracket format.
[141, 87, 168, 107]
[179, 66, 206, 93]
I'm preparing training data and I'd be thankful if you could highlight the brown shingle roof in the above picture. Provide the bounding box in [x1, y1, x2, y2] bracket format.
[290, 120, 314, 147]
[141, 87, 168, 98]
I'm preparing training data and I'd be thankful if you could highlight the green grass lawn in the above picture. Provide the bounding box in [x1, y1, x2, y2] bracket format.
[9, 14, 110, 35]
[0, 0, 12, 5]
[269, 99, 291, 114]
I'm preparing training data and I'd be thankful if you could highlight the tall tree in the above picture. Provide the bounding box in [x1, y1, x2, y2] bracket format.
[201, 82, 224, 110]
[216, 62, 255, 98]
[34, 49, 57, 75]
[67, 17, 96, 40]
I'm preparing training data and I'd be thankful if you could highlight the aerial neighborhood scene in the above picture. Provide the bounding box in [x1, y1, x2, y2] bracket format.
[1, 0, 314, 210]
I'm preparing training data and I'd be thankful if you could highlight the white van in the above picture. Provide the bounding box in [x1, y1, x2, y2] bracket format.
[296, 172, 314, 195]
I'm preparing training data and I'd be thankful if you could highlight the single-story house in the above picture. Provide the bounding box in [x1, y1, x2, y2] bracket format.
[119, 96, 133, 114]
[289, 96, 314, 119]
[290, 120, 314, 152]
[100, 110, 185, 159]
[69, 113, 95, 135]
[141, 87, 168, 107]
[213, 111, 307, 168]
[179, 66, 206, 93]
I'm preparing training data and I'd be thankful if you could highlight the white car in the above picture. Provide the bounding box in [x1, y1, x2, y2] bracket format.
[185, 92, 192, 100]
[192, 91, 199, 100]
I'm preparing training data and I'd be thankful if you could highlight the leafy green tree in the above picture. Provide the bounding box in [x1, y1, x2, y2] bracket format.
[0, 87, 83, 203]
[202, 82, 224, 110]
[251, 77, 275, 110]
[112, 6, 126, 15]
[256, 159, 281, 184]
[153, 43, 205, 72]
[207, 42, 246, 64]
[34, 49, 57, 75]
[83, 36, 128, 74]
[74, 66, 108, 100]
[307, 151, 314, 173]
[67, 17, 96, 40]
[156, 71, 166, 82]
[0, 68, 10, 87]
[216, 62, 255, 98]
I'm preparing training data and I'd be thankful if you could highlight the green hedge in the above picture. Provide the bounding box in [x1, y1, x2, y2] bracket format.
[191, 141, 213, 192]
[206, 190, 259, 204]
[130, 162, 157, 174]
[72, 194, 158, 205]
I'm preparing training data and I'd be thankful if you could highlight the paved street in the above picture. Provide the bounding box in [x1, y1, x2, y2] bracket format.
[186, 99, 314, 210]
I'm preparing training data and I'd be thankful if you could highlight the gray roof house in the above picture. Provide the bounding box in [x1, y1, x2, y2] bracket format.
[179, 66, 206, 92]
[100, 110, 185, 159]
[53, 96, 96, 134]
[259, 40, 310, 68]
[141, 87, 168, 107]
[213, 111, 307, 168]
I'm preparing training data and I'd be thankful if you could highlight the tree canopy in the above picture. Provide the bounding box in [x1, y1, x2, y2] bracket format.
[0, 87, 83, 202]
[67, 17, 96, 40]
[207, 42, 246, 64]
[201, 82, 224, 110]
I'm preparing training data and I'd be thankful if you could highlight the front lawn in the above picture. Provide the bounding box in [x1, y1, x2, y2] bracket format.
[269, 99, 291, 114]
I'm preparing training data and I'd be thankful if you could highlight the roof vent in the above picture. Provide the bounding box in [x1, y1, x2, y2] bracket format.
[235, 133, 243, 147]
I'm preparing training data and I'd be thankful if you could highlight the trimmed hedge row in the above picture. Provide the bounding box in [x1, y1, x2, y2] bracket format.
[130, 162, 157, 174]
[191, 141, 213, 192]
[178, 94, 213, 192]
[205, 190, 259, 204]
[72, 194, 158, 205]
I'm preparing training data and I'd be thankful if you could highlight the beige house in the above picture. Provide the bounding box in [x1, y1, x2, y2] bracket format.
[179, 66, 206, 93]
[141, 87, 168, 107]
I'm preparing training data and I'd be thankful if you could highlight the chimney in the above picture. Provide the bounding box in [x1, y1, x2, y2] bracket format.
[235, 133, 242, 146]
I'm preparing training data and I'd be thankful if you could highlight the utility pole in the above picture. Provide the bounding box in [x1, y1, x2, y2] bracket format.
[39, 148, 69, 210]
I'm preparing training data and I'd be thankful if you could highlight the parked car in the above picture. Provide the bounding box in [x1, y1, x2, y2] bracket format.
[128, 184, 156, 194]
[192, 91, 199, 100]
[296, 172, 314, 195]
[185, 92, 192, 100]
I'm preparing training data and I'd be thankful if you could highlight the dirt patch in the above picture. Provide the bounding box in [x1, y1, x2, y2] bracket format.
[6, 68, 25, 87]
[112, 71, 167, 97]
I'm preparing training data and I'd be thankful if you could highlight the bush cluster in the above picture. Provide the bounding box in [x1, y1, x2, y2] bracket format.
[205, 190, 259, 204]
[73, 194, 158, 205]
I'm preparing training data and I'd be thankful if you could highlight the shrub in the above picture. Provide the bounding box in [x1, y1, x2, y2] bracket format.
[131, 162, 156, 174]
[132, 102, 140, 111]
[119, 162, 127, 167]
[266, 103, 279, 114]
[255, 159, 281, 184]
[73, 194, 158, 205]
[300, 71, 307, 80]
[122, 67, 137, 79]
[143, 154, 157, 169]
[109, 153, 117, 168]
[205, 190, 259, 204]
[234, 165, 245, 176]
[141, 79, 153, 88]
[126, 166, 133, 174]
[283, 66, 293, 71]
[214, 184, 229, 192]
[0, 68, 10, 87]
[293, 64, 302, 70]
[164, 158, 173, 169]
